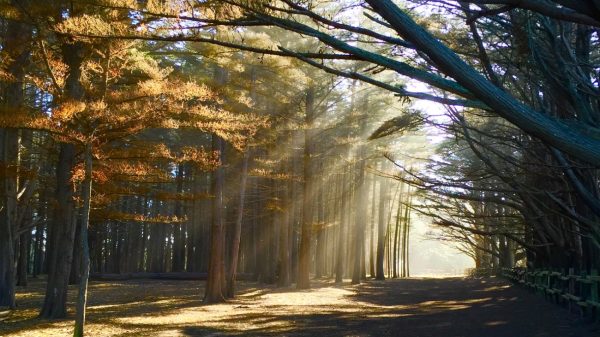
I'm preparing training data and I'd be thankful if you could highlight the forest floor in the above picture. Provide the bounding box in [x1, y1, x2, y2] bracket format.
[1, 276, 598, 336]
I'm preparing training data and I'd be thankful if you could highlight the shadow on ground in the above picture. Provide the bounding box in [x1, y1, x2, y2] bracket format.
[180, 278, 599, 337]
[1, 277, 598, 336]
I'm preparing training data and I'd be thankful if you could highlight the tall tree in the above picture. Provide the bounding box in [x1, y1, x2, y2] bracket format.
[204, 135, 226, 303]
[297, 86, 315, 289]
[0, 17, 31, 309]
[376, 174, 389, 280]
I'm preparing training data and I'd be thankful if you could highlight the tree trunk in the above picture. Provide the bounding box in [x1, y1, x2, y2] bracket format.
[251, 177, 259, 281]
[351, 149, 367, 285]
[70, 219, 82, 285]
[290, 146, 299, 282]
[297, 86, 315, 289]
[204, 135, 226, 303]
[405, 197, 411, 277]
[335, 166, 350, 283]
[315, 171, 326, 278]
[16, 232, 30, 287]
[393, 183, 404, 278]
[278, 176, 291, 287]
[369, 174, 377, 278]
[40, 40, 85, 319]
[40, 143, 76, 318]
[401, 193, 411, 277]
[0, 19, 30, 309]
[279, 148, 294, 287]
[376, 178, 389, 280]
[172, 164, 185, 272]
[226, 150, 249, 298]
[32, 223, 44, 278]
[73, 144, 93, 337]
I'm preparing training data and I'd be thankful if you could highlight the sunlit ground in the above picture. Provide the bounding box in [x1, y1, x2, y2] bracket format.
[1, 277, 596, 336]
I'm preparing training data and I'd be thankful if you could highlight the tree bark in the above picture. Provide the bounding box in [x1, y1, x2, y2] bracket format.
[204, 135, 226, 303]
[226, 150, 250, 297]
[351, 149, 367, 285]
[335, 164, 351, 284]
[73, 143, 93, 337]
[40, 41, 85, 319]
[0, 18, 30, 309]
[402, 194, 412, 277]
[278, 174, 291, 287]
[16, 231, 30, 287]
[376, 178, 389, 280]
[40, 142, 77, 318]
[172, 164, 185, 272]
[297, 86, 315, 289]
[315, 169, 326, 278]
[70, 219, 82, 284]
[369, 174, 377, 278]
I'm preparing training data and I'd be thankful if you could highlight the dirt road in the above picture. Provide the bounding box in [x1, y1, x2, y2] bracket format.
[1, 277, 597, 336]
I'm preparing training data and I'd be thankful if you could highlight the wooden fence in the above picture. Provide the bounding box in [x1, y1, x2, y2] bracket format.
[502, 267, 600, 320]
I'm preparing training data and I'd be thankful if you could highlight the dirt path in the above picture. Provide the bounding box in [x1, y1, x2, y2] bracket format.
[282, 277, 598, 337]
[1, 277, 597, 336]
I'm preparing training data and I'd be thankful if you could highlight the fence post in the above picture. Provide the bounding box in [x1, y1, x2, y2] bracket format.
[568, 267, 575, 313]
[591, 269, 599, 322]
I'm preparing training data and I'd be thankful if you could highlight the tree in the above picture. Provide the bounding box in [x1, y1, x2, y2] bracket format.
[71, 0, 600, 164]
[204, 135, 226, 303]
[376, 170, 389, 280]
[0, 16, 32, 310]
[297, 85, 315, 289]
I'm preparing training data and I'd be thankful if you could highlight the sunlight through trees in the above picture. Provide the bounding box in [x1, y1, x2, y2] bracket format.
[2, 1, 600, 336]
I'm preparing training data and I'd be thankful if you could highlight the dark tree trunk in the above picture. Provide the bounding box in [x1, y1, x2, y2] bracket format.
[315, 171, 326, 279]
[32, 223, 45, 278]
[251, 178, 260, 281]
[290, 141, 300, 283]
[0, 19, 30, 309]
[16, 232, 30, 287]
[376, 179, 389, 280]
[401, 194, 411, 277]
[172, 164, 185, 272]
[297, 87, 315, 289]
[204, 135, 226, 303]
[335, 166, 350, 284]
[226, 151, 249, 297]
[186, 182, 197, 273]
[369, 174, 377, 278]
[16, 130, 33, 288]
[73, 144, 93, 337]
[352, 149, 367, 285]
[40, 41, 85, 319]
[278, 158, 292, 287]
[70, 219, 82, 285]
[39, 143, 76, 318]
[393, 185, 404, 278]
[138, 223, 148, 272]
